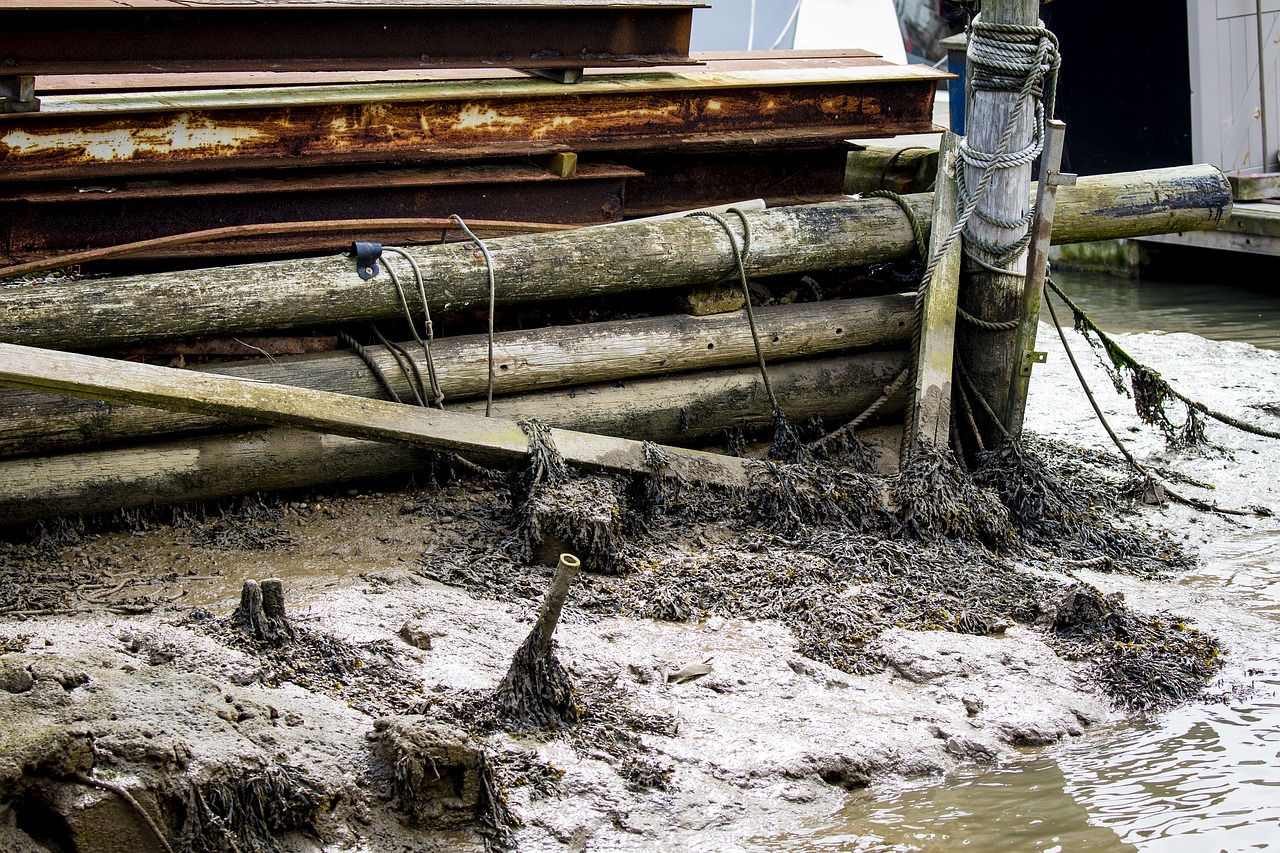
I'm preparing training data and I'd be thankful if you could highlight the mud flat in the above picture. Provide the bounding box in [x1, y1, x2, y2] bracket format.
[2, 324, 1276, 852]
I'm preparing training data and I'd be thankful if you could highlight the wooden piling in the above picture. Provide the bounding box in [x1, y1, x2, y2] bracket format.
[906, 132, 962, 452]
[955, 0, 1040, 449]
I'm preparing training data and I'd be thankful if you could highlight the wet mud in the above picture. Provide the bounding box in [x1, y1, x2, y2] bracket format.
[2, 328, 1277, 852]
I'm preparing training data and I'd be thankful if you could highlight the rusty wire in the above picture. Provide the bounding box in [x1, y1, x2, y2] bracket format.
[0, 217, 574, 281]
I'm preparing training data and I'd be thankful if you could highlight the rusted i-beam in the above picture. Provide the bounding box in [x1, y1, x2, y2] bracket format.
[0, 1, 701, 77]
[0, 60, 944, 181]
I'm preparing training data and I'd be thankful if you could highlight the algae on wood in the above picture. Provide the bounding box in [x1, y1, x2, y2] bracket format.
[0, 166, 1230, 351]
[0, 352, 908, 524]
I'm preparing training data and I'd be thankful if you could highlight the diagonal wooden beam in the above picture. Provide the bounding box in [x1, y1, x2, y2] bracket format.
[0, 341, 750, 488]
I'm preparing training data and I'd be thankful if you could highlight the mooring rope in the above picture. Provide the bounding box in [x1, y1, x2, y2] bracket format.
[858, 191, 927, 445]
[449, 215, 498, 417]
[370, 324, 430, 408]
[685, 209, 778, 412]
[809, 367, 910, 456]
[382, 245, 445, 407]
[956, 304, 1021, 332]
[955, 16, 1060, 269]
[1042, 282, 1249, 516]
[1047, 277, 1280, 442]
[337, 329, 404, 404]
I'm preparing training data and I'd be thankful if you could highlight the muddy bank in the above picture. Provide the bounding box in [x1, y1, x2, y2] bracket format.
[2, 326, 1276, 852]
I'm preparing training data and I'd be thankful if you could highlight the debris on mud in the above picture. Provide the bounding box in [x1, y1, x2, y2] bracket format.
[0, 407, 1236, 852]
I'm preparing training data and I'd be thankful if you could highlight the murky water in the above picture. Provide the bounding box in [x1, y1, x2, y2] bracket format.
[762, 271, 1280, 852]
[1044, 270, 1280, 352]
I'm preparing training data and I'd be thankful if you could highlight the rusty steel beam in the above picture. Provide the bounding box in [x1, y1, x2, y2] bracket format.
[619, 146, 852, 217]
[30, 50, 885, 94]
[0, 61, 945, 182]
[0, 162, 635, 264]
[1, 1, 700, 76]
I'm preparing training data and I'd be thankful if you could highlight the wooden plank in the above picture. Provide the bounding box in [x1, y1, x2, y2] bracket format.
[906, 132, 962, 451]
[0, 341, 752, 488]
[0, 295, 914, 458]
[1229, 173, 1280, 200]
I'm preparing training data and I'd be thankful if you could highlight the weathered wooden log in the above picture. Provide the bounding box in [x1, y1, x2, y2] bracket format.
[956, 0, 1039, 448]
[0, 294, 912, 458]
[844, 143, 939, 195]
[0, 341, 764, 490]
[0, 166, 1230, 351]
[0, 351, 907, 524]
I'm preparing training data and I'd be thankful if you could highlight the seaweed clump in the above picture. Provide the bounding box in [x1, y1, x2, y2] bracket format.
[974, 435, 1195, 573]
[1048, 584, 1220, 713]
[894, 444, 1014, 546]
[175, 766, 322, 853]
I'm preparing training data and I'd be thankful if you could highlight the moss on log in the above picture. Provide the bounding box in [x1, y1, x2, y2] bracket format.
[0, 295, 911, 458]
[0, 166, 1230, 351]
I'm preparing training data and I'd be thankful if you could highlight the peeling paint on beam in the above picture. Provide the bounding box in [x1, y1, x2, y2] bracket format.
[0, 65, 944, 181]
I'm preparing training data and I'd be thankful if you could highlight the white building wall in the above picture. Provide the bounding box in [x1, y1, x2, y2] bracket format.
[1188, 0, 1279, 173]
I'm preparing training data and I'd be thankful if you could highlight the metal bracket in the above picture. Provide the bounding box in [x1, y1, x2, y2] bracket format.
[521, 67, 584, 84]
[1047, 170, 1078, 189]
[0, 76, 40, 114]
[349, 241, 383, 280]
[1019, 350, 1048, 376]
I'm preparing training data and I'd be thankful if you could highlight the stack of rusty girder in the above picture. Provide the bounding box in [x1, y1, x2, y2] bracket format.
[0, 0, 945, 268]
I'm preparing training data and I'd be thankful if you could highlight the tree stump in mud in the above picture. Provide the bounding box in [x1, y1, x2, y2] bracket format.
[232, 578, 296, 646]
[492, 553, 581, 729]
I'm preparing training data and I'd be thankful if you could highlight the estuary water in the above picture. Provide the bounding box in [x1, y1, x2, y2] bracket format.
[766, 269, 1280, 852]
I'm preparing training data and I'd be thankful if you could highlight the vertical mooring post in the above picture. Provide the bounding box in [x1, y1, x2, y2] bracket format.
[954, 0, 1040, 451]
[1005, 119, 1075, 436]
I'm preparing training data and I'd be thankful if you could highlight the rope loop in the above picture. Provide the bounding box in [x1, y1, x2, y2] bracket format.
[685, 209, 779, 413]
[954, 14, 1061, 266]
[449, 214, 499, 417]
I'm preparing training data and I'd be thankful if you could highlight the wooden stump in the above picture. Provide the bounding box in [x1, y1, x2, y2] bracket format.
[232, 578, 296, 646]
[492, 553, 582, 729]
